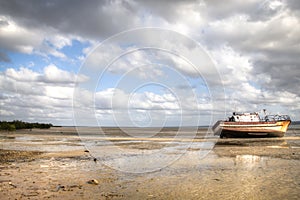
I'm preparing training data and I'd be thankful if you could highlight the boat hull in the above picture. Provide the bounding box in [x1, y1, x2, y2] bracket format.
[212, 120, 291, 138]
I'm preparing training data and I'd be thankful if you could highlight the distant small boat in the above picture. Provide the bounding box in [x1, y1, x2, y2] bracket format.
[212, 111, 291, 138]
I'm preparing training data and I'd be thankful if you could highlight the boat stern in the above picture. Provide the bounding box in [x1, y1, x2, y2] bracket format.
[212, 120, 223, 136]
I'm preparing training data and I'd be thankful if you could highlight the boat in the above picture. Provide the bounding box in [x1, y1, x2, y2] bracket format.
[212, 111, 291, 138]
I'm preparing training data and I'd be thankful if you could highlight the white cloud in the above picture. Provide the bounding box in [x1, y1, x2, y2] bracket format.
[3, 64, 88, 84]
[211, 45, 253, 85]
[43, 64, 87, 83]
[0, 65, 89, 124]
[45, 86, 74, 100]
[72, 85, 215, 126]
[6, 67, 40, 82]
[47, 34, 72, 49]
[128, 92, 180, 110]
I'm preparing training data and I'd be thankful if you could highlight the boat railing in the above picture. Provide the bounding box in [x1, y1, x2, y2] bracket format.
[264, 115, 290, 122]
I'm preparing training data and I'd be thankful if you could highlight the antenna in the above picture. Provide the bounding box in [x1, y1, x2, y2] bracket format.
[233, 99, 237, 113]
[263, 109, 266, 115]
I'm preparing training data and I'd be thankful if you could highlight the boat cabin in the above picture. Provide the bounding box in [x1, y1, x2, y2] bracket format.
[228, 112, 260, 122]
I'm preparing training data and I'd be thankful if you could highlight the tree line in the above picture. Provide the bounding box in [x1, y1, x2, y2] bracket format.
[0, 120, 53, 131]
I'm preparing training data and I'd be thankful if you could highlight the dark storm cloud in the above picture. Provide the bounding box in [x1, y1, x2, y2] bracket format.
[0, 0, 139, 40]
[253, 60, 300, 93]
[286, 0, 300, 12]
[137, 0, 280, 22]
[203, 0, 270, 21]
[135, 0, 198, 23]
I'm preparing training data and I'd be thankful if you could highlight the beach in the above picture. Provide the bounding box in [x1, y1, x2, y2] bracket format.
[0, 126, 300, 199]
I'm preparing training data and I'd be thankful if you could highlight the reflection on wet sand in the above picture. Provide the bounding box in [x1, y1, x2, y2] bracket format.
[234, 155, 266, 168]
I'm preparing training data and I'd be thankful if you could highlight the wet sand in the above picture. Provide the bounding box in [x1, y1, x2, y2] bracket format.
[0, 127, 300, 199]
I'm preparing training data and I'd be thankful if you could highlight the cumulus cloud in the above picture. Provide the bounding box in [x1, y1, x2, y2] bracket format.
[0, 65, 89, 124]
[94, 88, 181, 111]
[43, 65, 88, 83]
[0, 72, 200, 126]
[5, 67, 40, 82]
[73, 86, 210, 126]
[0, 15, 69, 59]
[4, 65, 88, 84]
[201, 2, 300, 97]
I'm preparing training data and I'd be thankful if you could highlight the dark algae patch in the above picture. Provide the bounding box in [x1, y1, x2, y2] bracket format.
[0, 149, 42, 163]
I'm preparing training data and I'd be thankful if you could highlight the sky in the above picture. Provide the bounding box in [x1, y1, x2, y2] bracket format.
[0, 0, 299, 127]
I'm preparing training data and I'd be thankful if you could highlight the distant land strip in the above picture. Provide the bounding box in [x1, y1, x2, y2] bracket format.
[0, 120, 53, 131]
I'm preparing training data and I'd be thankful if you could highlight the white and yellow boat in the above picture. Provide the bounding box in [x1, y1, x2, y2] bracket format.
[213, 112, 291, 138]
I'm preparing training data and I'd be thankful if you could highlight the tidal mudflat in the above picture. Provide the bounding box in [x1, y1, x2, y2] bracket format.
[0, 126, 299, 199]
